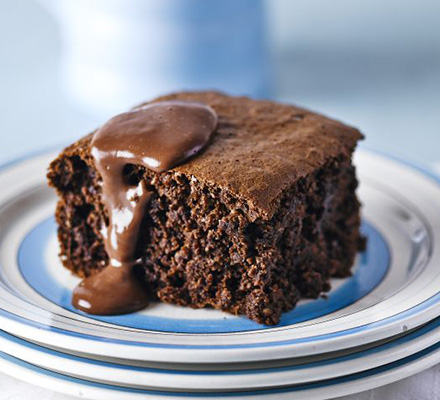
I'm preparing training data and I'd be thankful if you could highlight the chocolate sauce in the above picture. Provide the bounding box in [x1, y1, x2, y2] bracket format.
[72, 101, 218, 315]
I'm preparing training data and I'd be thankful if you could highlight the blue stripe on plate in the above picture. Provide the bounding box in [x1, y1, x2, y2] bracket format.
[1, 325, 440, 397]
[17, 218, 389, 334]
[1, 311, 440, 376]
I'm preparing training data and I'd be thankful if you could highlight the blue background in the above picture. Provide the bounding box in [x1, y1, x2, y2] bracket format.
[0, 0, 439, 166]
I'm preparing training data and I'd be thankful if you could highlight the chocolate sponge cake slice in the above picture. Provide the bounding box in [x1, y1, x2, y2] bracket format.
[47, 91, 364, 325]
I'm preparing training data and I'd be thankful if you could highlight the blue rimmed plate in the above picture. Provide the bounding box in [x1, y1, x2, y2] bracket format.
[0, 150, 438, 364]
[1, 314, 440, 391]
[1, 321, 440, 398]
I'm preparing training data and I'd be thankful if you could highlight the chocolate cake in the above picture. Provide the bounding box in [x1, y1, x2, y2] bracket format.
[47, 91, 364, 325]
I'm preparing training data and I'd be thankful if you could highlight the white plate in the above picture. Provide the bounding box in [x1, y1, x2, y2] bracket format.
[0, 316, 440, 391]
[2, 324, 440, 399]
[0, 149, 439, 364]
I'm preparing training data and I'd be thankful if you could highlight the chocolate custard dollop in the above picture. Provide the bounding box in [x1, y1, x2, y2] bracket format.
[72, 101, 218, 315]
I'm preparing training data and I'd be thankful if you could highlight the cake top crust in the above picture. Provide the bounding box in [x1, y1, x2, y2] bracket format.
[150, 91, 363, 216]
[65, 91, 363, 218]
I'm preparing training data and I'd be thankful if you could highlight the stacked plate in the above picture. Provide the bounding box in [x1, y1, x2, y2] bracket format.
[1, 149, 440, 399]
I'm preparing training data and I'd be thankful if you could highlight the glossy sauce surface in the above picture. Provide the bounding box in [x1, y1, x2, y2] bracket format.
[72, 101, 218, 315]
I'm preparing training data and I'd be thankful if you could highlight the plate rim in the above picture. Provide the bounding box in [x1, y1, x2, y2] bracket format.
[0, 314, 440, 391]
[1, 323, 440, 399]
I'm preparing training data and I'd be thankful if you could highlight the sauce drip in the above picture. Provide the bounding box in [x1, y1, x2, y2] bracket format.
[72, 101, 218, 315]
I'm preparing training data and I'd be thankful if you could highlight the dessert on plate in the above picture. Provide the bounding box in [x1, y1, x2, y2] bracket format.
[47, 91, 364, 325]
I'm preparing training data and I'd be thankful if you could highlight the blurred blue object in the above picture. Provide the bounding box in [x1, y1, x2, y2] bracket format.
[39, 0, 270, 116]
[1, 0, 439, 166]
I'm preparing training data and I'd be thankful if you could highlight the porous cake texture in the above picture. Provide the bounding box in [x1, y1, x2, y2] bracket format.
[47, 91, 364, 325]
